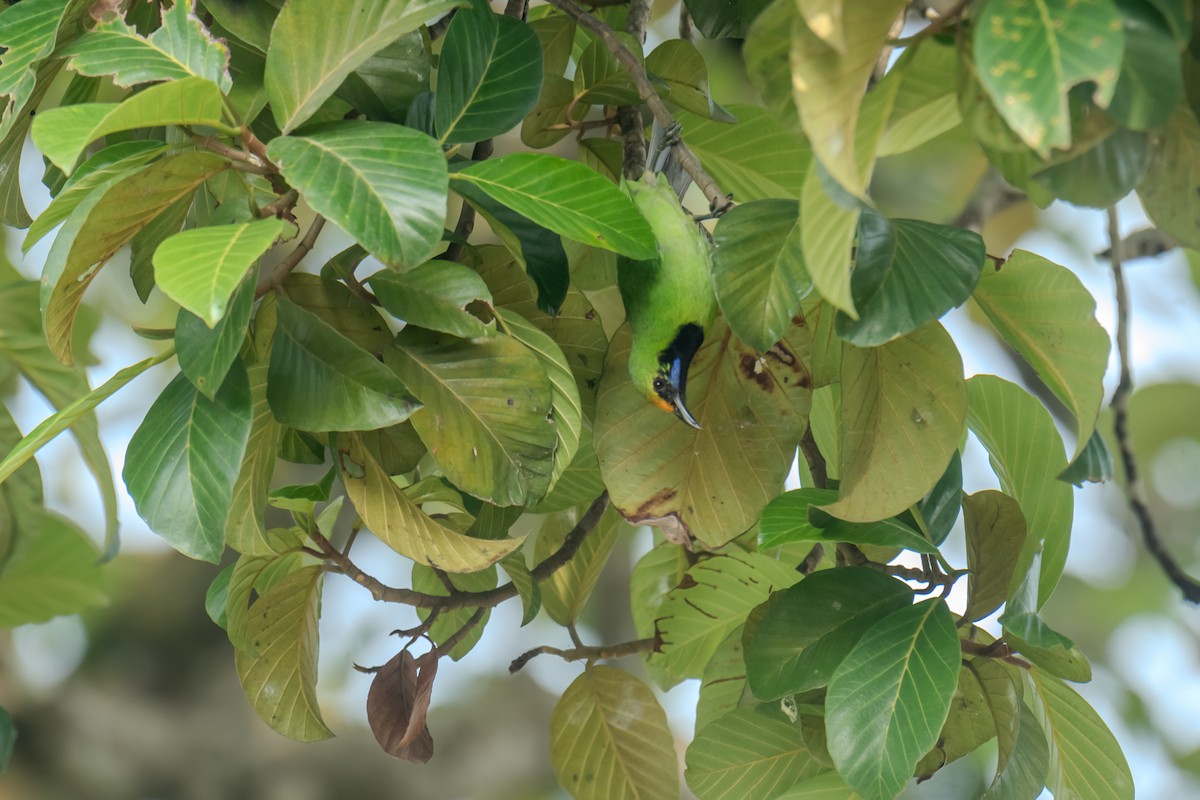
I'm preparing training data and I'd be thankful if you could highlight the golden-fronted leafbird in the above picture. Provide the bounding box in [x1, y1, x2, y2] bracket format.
[617, 171, 717, 429]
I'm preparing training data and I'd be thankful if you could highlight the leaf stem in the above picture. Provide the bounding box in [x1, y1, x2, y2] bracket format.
[255, 215, 326, 298]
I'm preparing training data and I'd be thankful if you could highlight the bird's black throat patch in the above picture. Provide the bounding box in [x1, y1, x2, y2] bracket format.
[658, 323, 705, 376]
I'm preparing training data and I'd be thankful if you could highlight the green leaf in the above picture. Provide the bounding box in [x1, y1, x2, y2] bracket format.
[412, 563, 495, 660]
[596, 320, 811, 548]
[710, 199, 812, 351]
[877, 39, 962, 157]
[550, 665, 680, 800]
[915, 657, 1016, 779]
[335, 32, 429, 123]
[206, 562, 234, 630]
[31, 76, 231, 174]
[500, 551, 540, 625]
[743, 0, 798, 122]
[774, 772, 861, 800]
[386, 325, 556, 507]
[267, 121, 448, 270]
[758, 487, 840, 549]
[435, 0, 542, 144]
[645, 39, 733, 121]
[0, 705, 13, 774]
[963, 490, 1028, 622]
[1139, 103, 1200, 248]
[369, 260, 493, 339]
[674, 106, 812, 200]
[966, 375, 1074, 607]
[177, 274, 255, 399]
[235, 565, 332, 741]
[267, 297, 420, 432]
[0, 511, 107, 628]
[682, 0, 773, 39]
[1058, 429, 1114, 485]
[452, 154, 656, 259]
[973, 250, 1109, 460]
[822, 323, 966, 522]
[807, 510, 940, 554]
[984, 699, 1050, 800]
[826, 599, 961, 800]
[800, 166, 857, 315]
[916, 451, 962, 546]
[123, 362, 253, 562]
[283, 272, 393, 355]
[24, 140, 168, 253]
[0, 0, 88, 143]
[225, 363, 281, 555]
[972, 0, 1124, 156]
[156, 217, 283, 327]
[335, 431, 522, 572]
[790, 0, 906, 195]
[1029, 671, 1134, 800]
[835, 212, 985, 347]
[744, 567, 913, 700]
[573, 31, 641, 107]
[61, 0, 232, 91]
[264, 0, 462, 133]
[1031, 125, 1149, 207]
[41, 151, 229, 365]
[529, 13, 574, 78]
[685, 704, 824, 800]
[630, 540, 688, 642]
[649, 551, 800, 688]
[521, 74, 587, 149]
[535, 505, 620, 626]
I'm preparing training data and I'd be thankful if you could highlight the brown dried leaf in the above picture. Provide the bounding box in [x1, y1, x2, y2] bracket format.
[366, 649, 439, 762]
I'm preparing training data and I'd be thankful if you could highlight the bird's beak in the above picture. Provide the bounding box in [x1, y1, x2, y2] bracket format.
[669, 356, 702, 429]
[672, 392, 702, 429]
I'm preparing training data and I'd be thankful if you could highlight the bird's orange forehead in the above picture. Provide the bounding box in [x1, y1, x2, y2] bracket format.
[649, 393, 673, 413]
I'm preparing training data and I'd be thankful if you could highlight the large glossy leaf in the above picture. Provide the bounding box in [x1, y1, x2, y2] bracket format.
[267, 121, 447, 270]
[963, 490, 1028, 622]
[156, 217, 284, 327]
[0, 511, 107, 628]
[835, 212, 985, 347]
[596, 321, 810, 548]
[435, 0, 541, 143]
[386, 325, 556, 507]
[685, 705, 824, 800]
[710, 199, 811, 351]
[335, 431, 522, 572]
[972, 0, 1123, 155]
[1031, 124, 1149, 208]
[452, 154, 656, 259]
[826, 599, 961, 800]
[974, 251, 1110, 460]
[674, 106, 811, 201]
[123, 363, 253, 563]
[649, 551, 800, 688]
[31, 77, 230, 174]
[224, 363, 281, 555]
[1029, 671, 1134, 800]
[234, 565, 332, 741]
[1139, 103, 1200, 248]
[369, 260, 493, 338]
[550, 665, 679, 800]
[966, 375, 1073, 607]
[535, 505, 620, 626]
[822, 323, 966, 522]
[264, 0, 462, 133]
[744, 567, 912, 700]
[40, 151, 228, 365]
[789, 0, 906, 195]
[61, 0, 232, 90]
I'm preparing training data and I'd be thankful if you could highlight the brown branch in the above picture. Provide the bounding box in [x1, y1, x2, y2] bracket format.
[960, 639, 1032, 670]
[314, 493, 611, 610]
[503, 0, 528, 18]
[615, 0, 651, 180]
[799, 427, 828, 489]
[256, 189, 299, 219]
[1107, 206, 1200, 603]
[543, 0, 731, 213]
[509, 637, 655, 673]
[444, 136, 495, 263]
[192, 134, 272, 174]
[255, 215, 325, 298]
[679, 6, 692, 41]
[436, 608, 487, 657]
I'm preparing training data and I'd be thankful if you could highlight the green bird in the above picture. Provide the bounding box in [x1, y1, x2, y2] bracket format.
[617, 171, 717, 429]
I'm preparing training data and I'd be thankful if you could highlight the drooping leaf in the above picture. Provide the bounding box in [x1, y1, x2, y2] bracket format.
[710, 199, 811, 351]
[835, 211, 985, 347]
[267, 121, 448, 270]
[972, 0, 1123, 155]
[1058, 429, 1114, 485]
[335, 431, 522, 572]
[369, 260, 493, 339]
[234, 565, 332, 741]
[983, 696, 1050, 800]
[60, 0, 233, 91]
[550, 665, 680, 800]
[386, 325, 556, 507]
[596, 321, 811, 548]
[674, 106, 811, 201]
[264, 0, 463, 133]
[366, 649, 437, 762]
[123, 362, 253, 563]
[966, 375, 1073, 607]
[915, 656, 1016, 780]
[452, 154, 656, 259]
[826, 599, 961, 800]
[267, 297, 420, 432]
[156, 217, 284, 327]
[744, 567, 912, 700]
[685, 704, 824, 800]
[822, 322, 966, 523]
[224, 363, 281, 555]
[963, 490, 1028, 622]
[31, 77, 231, 174]
[435, 0, 542, 144]
[0, 511, 107, 628]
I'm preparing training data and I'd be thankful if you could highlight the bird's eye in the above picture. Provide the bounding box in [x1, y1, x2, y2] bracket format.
[652, 376, 667, 394]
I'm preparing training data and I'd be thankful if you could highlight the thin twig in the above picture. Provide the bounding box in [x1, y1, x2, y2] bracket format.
[543, 0, 731, 213]
[256, 189, 299, 219]
[193, 134, 271, 174]
[509, 637, 655, 673]
[799, 427, 828, 489]
[616, 0, 651, 180]
[1108, 206, 1200, 603]
[255, 215, 325, 298]
[445, 138, 494, 262]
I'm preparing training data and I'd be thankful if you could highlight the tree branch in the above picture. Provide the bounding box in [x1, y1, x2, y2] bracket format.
[799, 427, 828, 489]
[255, 215, 325, 298]
[543, 0, 731, 212]
[1107, 206, 1200, 603]
[615, 0, 651, 180]
[509, 637, 655, 673]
